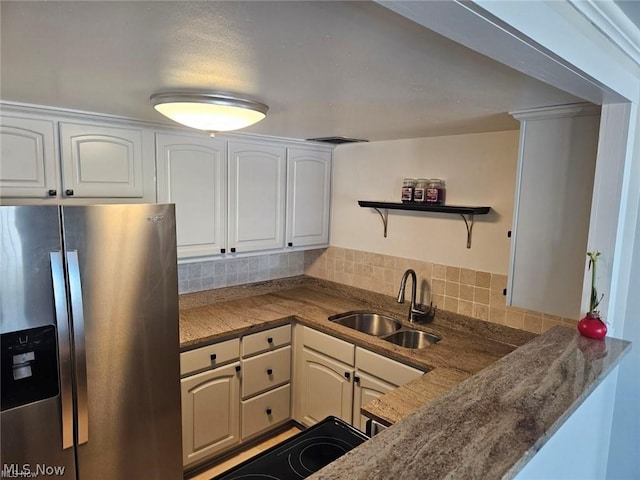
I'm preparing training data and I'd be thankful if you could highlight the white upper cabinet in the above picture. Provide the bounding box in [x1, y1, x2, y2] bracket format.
[1, 105, 155, 203]
[59, 122, 144, 198]
[156, 133, 227, 258]
[286, 148, 331, 248]
[508, 104, 600, 319]
[228, 141, 287, 253]
[0, 115, 58, 198]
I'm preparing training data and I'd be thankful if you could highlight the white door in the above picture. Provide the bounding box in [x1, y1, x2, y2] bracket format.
[286, 148, 331, 248]
[0, 116, 58, 198]
[180, 362, 241, 467]
[59, 122, 144, 198]
[156, 133, 227, 258]
[228, 142, 286, 253]
[299, 348, 353, 426]
[352, 371, 395, 431]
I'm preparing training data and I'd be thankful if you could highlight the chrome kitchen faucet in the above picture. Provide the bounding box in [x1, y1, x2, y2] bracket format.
[397, 269, 434, 323]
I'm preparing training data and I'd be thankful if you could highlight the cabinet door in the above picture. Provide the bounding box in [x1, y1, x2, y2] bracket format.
[181, 362, 240, 467]
[353, 371, 395, 431]
[285, 148, 331, 248]
[0, 116, 58, 198]
[59, 122, 144, 198]
[298, 347, 353, 426]
[228, 142, 286, 252]
[156, 133, 227, 258]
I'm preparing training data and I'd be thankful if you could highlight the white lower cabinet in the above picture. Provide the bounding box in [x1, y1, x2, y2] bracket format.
[241, 384, 291, 439]
[240, 326, 292, 440]
[180, 325, 292, 470]
[299, 347, 354, 425]
[181, 361, 241, 467]
[352, 347, 423, 431]
[293, 326, 424, 430]
[181, 323, 424, 470]
[352, 371, 395, 432]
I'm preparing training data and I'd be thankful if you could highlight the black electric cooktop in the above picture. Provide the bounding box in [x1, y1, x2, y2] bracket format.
[213, 416, 368, 480]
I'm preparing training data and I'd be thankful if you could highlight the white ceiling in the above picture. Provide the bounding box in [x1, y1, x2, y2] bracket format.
[0, 1, 585, 141]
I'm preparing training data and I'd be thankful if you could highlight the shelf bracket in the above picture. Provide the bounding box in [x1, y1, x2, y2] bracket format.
[460, 213, 475, 249]
[373, 207, 389, 238]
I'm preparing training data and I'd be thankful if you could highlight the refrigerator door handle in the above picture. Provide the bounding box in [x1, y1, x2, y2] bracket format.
[50, 251, 74, 450]
[68, 250, 89, 445]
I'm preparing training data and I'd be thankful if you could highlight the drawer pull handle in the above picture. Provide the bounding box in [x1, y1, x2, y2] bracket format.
[210, 354, 217, 361]
[267, 337, 273, 344]
[266, 408, 272, 416]
[267, 369, 273, 376]
[235, 365, 241, 373]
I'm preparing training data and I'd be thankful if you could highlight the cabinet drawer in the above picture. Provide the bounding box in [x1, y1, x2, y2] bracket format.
[303, 326, 354, 366]
[241, 384, 291, 439]
[242, 346, 291, 398]
[355, 347, 424, 387]
[242, 324, 291, 357]
[180, 338, 240, 376]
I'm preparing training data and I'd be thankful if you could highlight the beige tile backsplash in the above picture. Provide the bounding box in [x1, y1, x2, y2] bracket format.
[304, 246, 576, 335]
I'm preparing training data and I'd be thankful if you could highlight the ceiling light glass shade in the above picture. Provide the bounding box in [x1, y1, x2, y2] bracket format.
[150, 93, 268, 132]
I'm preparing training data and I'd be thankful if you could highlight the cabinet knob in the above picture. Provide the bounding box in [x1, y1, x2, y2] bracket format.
[230, 247, 236, 253]
[210, 354, 217, 361]
[344, 372, 351, 380]
[266, 368, 273, 376]
[220, 248, 226, 254]
[267, 337, 273, 344]
[235, 365, 241, 373]
[47, 189, 57, 197]
[65, 189, 74, 196]
[288, 242, 293, 247]
[265, 408, 272, 416]
[354, 376, 361, 384]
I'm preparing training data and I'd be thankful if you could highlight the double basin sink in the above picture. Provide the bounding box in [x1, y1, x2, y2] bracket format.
[329, 311, 440, 349]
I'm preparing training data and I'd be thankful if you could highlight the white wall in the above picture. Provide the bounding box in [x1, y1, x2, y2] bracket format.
[330, 130, 519, 274]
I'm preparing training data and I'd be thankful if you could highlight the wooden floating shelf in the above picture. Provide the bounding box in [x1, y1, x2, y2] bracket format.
[357, 201, 492, 248]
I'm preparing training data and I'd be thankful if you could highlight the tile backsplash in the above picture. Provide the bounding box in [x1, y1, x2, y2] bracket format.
[304, 246, 576, 335]
[178, 251, 305, 294]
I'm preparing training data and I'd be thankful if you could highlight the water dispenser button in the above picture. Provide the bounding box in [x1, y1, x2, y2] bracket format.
[12, 352, 35, 380]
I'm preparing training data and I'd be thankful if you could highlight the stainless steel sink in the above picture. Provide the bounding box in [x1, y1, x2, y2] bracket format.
[329, 311, 402, 336]
[382, 329, 440, 349]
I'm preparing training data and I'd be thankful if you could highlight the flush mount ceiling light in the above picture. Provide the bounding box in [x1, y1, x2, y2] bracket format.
[150, 92, 268, 133]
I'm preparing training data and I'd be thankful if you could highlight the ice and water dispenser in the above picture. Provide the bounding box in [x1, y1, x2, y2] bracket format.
[1, 325, 59, 411]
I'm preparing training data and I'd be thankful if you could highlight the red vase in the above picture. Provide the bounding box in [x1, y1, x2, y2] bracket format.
[577, 314, 607, 339]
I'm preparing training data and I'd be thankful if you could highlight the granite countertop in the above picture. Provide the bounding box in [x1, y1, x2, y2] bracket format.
[178, 277, 631, 478]
[310, 328, 630, 480]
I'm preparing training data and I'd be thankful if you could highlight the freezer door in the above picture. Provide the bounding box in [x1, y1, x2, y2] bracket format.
[0, 206, 76, 479]
[61, 204, 182, 480]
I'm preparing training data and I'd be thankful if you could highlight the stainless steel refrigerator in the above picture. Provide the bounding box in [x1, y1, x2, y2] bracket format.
[1, 204, 183, 479]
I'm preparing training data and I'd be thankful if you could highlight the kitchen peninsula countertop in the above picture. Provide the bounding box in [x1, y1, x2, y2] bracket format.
[178, 277, 631, 479]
